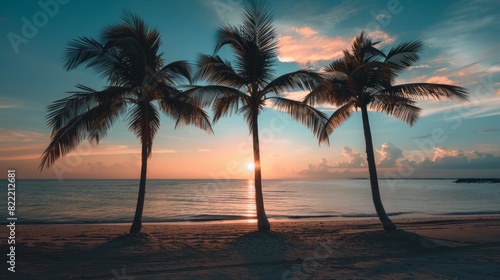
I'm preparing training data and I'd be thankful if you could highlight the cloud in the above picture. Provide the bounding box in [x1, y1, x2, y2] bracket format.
[478, 129, 500, 134]
[0, 129, 46, 143]
[0, 96, 24, 109]
[336, 146, 366, 168]
[278, 29, 349, 65]
[300, 146, 367, 177]
[377, 142, 404, 168]
[419, 95, 500, 119]
[87, 156, 140, 176]
[416, 147, 500, 170]
[424, 0, 500, 75]
[291, 27, 317, 37]
[366, 30, 395, 45]
[301, 142, 500, 178]
[426, 76, 455, 85]
[431, 147, 466, 162]
[408, 64, 430, 70]
[302, 158, 335, 175]
[375, 13, 389, 20]
[283, 90, 309, 101]
[278, 27, 395, 66]
[197, 149, 211, 152]
[496, 89, 500, 96]
[278, 0, 367, 28]
[0, 105, 20, 109]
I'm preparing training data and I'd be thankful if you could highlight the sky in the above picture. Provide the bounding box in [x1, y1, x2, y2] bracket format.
[1, 0, 499, 180]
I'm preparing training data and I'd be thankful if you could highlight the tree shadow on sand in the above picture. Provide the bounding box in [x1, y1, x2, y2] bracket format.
[333, 229, 500, 279]
[32, 232, 199, 279]
[343, 229, 446, 251]
[229, 230, 292, 279]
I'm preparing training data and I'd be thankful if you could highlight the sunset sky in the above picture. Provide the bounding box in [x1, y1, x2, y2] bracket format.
[1, 0, 499, 180]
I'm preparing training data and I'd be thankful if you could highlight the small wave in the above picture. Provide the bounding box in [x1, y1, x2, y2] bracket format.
[280, 215, 338, 219]
[340, 211, 417, 218]
[168, 214, 256, 222]
[435, 211, 500, 216]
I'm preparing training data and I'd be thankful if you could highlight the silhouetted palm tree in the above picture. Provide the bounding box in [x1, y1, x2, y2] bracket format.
[305, 32, 468, 230]
[40, 12, 213, 234]
[191, 0, 328, 232]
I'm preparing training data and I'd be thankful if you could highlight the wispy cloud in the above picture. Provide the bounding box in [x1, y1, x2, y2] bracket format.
[0, 105, 20, 109]
[65, 145, 176, 157]
[424, 0, 500, 72]
[408, 64, 430, 70]
[478, 128, 500, 134]
[277, 0, 368, 29]
[426, 76, 455, 85]
[278, 27, 395, 66]
[0, 96, 24, 109]
[0, 129, 45, 143]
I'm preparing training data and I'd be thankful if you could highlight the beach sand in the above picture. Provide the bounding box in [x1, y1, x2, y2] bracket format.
[3, 216, 500, 279]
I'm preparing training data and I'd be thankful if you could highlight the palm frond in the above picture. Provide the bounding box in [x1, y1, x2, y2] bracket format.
[238, 103, 257, 134]
[384, 41, 423, 69]
[156, 86, 213, 134]
[261, 70, 322, 96]
[63, 37, 122, 81]
[351, 61, 397, 89]
[40, 101, 124, 170]
[101, 11, 163, 86]
[269, 97, 329, 144]
[303, 74, 354, 107]
[324, 58, 349, 74]
[185, 85, 248, 109]
[127, 102, 161, 157]
[174, 102, 213, 134]
[195, 54, 246, 87]
[370, 95, 421, 126]
[377, 83, 469, 102]
[214, 25, 245, 56]
[325, 101, 356, 135]
[156, 60, 192, 85]
[213, 94, 246, 123]
[215, 0, 278, 85]
[46, 85, 129, 132]
[87, 99, 126, 143]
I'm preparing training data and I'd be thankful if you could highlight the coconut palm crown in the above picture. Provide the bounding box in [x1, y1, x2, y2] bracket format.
[40, 12, 213, 234]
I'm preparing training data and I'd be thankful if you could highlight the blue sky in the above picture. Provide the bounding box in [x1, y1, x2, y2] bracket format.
[1, 0, 499, 179]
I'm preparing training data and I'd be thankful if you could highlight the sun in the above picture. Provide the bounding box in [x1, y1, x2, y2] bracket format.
[246, 162, 255, 171]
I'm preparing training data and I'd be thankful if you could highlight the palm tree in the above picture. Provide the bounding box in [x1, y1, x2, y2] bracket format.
[39, 12, 213, 234]
[191, 0, 329, 232]
[305, 32, 468, 230]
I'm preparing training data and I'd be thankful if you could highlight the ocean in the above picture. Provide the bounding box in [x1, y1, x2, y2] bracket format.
[3, 179, 500, 224]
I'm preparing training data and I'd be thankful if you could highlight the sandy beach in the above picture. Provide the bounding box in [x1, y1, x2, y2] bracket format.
[2, 215, 499, 279]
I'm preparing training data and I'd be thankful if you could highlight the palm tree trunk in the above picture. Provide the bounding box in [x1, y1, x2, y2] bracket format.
[252, 111, 271, 232]
[360, 105, 397, 231]
[130, 141, 148, 234]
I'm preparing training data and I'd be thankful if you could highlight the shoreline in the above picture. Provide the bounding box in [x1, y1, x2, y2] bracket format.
[5, 215, 500, 279]
[9, 211, 500, 225]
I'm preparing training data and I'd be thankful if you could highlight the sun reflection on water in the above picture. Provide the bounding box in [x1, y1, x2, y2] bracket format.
[246, 180, 257, 223]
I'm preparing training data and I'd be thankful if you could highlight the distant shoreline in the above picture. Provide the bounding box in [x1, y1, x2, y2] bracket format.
[455, 178, 500, 183]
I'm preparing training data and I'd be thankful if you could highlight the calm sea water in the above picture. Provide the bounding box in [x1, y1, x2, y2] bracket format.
[2, 179, 499, 224]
